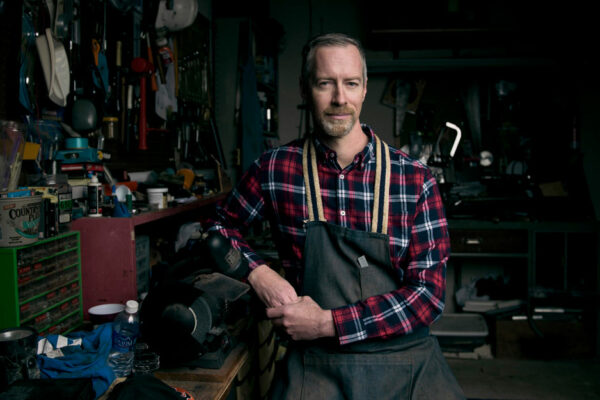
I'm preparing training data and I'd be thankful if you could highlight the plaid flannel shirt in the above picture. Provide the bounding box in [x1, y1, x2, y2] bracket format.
[209, 125, 450, 345]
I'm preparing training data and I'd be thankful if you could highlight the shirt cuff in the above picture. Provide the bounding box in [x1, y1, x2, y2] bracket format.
[331, 305, 368, 345]
[244, 252, 267, 272]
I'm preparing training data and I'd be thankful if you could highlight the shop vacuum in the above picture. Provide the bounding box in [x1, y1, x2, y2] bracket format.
[140, 231, 252, 369]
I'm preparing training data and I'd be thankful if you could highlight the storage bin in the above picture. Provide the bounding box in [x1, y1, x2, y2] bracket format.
[0, 231, 83, 334]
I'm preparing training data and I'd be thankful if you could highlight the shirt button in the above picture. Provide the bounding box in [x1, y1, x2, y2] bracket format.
[340, 210, 346, 216]
[339, 174, 345, 180]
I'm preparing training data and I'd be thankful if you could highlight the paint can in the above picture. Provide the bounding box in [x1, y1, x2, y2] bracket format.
[0, 194, 42, 247]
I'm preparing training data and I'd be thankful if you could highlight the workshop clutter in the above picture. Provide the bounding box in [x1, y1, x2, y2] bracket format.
[88, 304, 125, 328]
[0, 192, 43, 247]
[107, 300, 140, 378]
[0, 223, 254, 397]
[0, 327, 40, 392]
[4, 0, 227, 226]
[141, 229, 252, 368]
[0, 121, 26, 193]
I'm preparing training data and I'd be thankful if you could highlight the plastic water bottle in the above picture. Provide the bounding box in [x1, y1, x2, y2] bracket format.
[107, 300, 140, 377]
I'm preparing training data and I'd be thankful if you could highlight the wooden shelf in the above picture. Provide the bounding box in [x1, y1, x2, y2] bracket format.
[132, 193, 227, 226]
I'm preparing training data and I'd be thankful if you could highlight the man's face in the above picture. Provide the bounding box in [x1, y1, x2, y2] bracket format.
[308, 45, 367, 139]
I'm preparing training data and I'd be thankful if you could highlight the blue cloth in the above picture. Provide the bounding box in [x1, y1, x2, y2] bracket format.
[37, 323, 116, 399]
[113, 201, 131, 217]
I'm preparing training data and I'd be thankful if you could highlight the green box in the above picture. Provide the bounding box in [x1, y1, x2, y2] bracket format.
[0, 231, 83, 334]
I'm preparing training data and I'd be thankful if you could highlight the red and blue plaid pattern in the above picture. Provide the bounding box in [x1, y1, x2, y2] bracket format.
[208, 125, 450, 345]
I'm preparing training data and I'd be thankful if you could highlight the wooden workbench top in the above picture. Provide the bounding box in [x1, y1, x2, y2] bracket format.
[154, 342, 250, 400]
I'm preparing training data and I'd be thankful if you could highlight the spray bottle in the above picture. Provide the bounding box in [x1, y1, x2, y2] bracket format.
[87, 173, 102, 217]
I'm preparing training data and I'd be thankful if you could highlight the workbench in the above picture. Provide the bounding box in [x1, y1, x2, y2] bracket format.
[154, 342, 251, 400]
[99, 342, 250, 400]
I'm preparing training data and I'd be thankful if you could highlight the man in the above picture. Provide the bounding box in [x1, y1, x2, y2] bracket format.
[209, 33, 464, 399]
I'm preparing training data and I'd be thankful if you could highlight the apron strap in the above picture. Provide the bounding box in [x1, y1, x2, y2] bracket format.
[302, 136, 391, 234]
[303, 139, 326, 222]
[371, 135, 391, 234]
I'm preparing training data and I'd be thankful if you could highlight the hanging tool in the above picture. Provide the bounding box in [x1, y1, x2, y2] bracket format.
[155, 37, 177, 120]
[91, 38, 109, 102]
[131, 57, 155, 150]
[115, 40, 127, 144]
[36, 28, 71, 107]
[125, 84, 133, 152]
[427, 121, 462, 202]
[145, 33, 159, 91]
[54, 0, 74, 40]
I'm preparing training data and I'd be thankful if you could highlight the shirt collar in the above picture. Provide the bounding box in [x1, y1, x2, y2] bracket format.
[312, 124, 375, 170]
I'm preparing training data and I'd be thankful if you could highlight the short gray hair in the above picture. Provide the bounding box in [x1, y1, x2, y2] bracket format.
[300, 33, 367, 92]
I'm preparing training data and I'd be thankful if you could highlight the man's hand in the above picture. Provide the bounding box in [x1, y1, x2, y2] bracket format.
[266, 296, 336, 341]
[248, 264, 299, 307]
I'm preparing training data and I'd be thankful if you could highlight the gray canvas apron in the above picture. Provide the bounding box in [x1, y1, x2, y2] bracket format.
[271, 136, 465, 400]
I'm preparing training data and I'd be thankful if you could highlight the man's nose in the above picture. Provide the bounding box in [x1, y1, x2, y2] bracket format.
[332, 83, 347, 105]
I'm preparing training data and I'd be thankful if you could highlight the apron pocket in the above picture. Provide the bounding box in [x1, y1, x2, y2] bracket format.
[359, 264, 399, 300]
[302, 351, 413, 400]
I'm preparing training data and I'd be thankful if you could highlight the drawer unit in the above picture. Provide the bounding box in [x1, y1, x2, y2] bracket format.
[0, 231, 83, 335]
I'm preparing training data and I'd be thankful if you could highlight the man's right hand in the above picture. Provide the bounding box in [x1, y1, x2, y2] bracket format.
[248, 264, 299, 307]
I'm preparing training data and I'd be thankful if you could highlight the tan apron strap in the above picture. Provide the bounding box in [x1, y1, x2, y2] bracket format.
[303, 139, 325, 222]
[304, 136, 389, 231]
[371, 136, 391, 234]
[381, 140, 391, 234]
[302, 140, 314, 221]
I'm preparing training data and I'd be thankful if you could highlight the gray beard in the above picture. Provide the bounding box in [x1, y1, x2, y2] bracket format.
[315, 114, 356, 138]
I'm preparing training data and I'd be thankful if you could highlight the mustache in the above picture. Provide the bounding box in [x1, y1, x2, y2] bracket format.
[324, 106, 354, 115]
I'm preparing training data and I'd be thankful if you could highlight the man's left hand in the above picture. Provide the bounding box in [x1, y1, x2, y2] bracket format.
[266, 296, 336, 341]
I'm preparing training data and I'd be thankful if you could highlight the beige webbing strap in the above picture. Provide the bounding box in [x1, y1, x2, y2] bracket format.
[370, 136, 391, 234]
[304, 136, 390, 231]
[303, 140, 326, 222]
[302, 140, 314, 221]
[381, 140, 391, 234]
[371, 136, 382, 233]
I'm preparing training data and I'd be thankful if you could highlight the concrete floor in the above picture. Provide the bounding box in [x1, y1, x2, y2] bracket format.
[448, 357, 600, 400]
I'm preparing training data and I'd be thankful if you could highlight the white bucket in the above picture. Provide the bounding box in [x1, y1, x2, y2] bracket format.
[147, 188, 168, 209]
[0, 195, 42, 247]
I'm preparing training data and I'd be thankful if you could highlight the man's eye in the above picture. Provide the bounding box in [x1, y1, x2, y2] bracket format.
[318, 81, 330, 87]
[347, 82, 359, 87]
